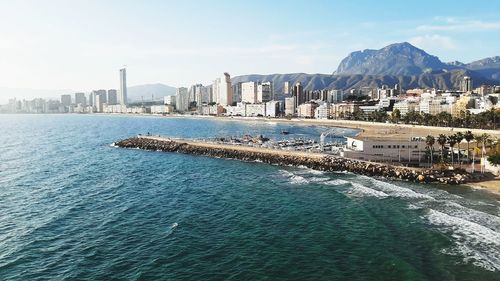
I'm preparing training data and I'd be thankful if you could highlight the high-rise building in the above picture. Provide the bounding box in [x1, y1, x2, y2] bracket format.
[175, 87, 189, 112]
[232, 82, 242, 103]
[60, 94, 72, 107]
[95, 94, 103, 112]
[74, 92, 86, 106]
[107, 89, 118, 105]
[292, 82, 304, 108]
[93, 89, 107, 112]
[201, 85, 213, 104]
[462, 76, 473, 92]
[89, 91, 95, 107]
[241, 82, 257, 104]
[257, 81, 273, 103]
[283, 81, 290, 95]
[328, 90, 344, 103]
[285, 97, 296, 116]
[214, 73, 233, 106]
[119, 68, 128, 105]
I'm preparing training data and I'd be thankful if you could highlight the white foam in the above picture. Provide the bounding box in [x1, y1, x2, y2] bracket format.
[440, 201, 500, 232]
[407, 203, 423, 210]
[369, 179, 434, 200]
[322, 179, 350, 186]
[346, 183, 389, 199]
[279, 170, 309, 185]
[426, 209, 500, 271]
[309, 177, 330, 183]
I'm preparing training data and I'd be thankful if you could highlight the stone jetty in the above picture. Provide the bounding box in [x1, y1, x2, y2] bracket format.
[115, 136, 472, 185]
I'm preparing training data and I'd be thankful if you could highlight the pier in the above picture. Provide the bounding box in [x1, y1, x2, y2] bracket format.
[115, 136, 474, 185]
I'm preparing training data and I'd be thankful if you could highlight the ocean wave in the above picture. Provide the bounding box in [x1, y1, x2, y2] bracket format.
[279, 170, 309, 185]
[346, 182, 389, 199]
[322, 179, 351, 186]
[369, 179, 434, 200]
[426, 209, 500, 272]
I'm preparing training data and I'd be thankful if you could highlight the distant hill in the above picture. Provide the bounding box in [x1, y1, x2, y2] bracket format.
[232, 69, 495, 97]
[463, 56, 500, 80]
[335, 42, 448, 76]
[233, 42, 499, 94]
[127, 83, 176, 102]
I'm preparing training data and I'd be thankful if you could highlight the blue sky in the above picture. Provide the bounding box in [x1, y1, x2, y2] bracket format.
[0, 0, 499, 100]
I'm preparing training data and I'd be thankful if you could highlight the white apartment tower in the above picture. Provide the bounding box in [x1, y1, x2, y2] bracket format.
[241, 82, 258, 103]
[119, 68, 128, 105]
[214, 73, 233, 106]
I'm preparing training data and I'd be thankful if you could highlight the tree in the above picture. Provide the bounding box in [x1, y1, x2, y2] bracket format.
[477, 133, 492, 173]
[464, 130, 474, 162]
[447, 135, 457, 166]
[455, 132, 464, 166]
[426, 135, 436, 167]
[488, 152, 500, 166]
[437, 134, 447, 162]
[391, 109, 401, 123]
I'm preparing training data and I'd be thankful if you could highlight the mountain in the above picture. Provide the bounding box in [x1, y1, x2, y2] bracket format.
[335, 42, 448, 76]
[232, 69, 494, 98]
[464, 56, 500, 80]
[233, 42, 499, 94]
[127, 83, 176, 102]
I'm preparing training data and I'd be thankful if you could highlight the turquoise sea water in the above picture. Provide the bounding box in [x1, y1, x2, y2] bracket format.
[0, 114, 499, 280]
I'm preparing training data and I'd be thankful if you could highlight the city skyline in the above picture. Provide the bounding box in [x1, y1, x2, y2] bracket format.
[0, 0, 500, 103]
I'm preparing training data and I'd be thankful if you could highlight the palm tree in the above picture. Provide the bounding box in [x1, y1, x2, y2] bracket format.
[448, 135, 457, 166]
[478, 133, 492, 173]
[464, 130, 474, 163]
[455, 132, 464, 166]
[437, 134, 447, 162]
[426, 135, 436, 168]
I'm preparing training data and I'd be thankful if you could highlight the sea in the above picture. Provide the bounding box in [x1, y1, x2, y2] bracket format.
[0, 114, 499, 281]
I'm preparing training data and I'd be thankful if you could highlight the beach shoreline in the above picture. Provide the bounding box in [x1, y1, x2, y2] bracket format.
[97, 112, 500, 140]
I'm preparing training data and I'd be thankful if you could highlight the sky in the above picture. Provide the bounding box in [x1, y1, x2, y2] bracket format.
[0, 0, 499, 101]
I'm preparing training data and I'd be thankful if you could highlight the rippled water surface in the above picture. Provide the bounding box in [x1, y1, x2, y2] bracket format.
[0, 114, 499, 280]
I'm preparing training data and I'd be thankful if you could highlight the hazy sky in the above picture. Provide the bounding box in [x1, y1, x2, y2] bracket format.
[0, 0, 499, 100]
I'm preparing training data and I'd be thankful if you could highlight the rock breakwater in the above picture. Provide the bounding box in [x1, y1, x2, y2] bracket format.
[115, 137, 472, 185]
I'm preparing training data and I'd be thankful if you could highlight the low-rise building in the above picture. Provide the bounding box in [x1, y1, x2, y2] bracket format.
[265, 101, 280, 117]
[341, 137, 428, 165]
[297, 102, 318, 118]
[314, 103, 331, 119]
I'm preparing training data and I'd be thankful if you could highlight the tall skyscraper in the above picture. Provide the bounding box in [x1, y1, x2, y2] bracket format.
[107, 89, 118, 105]
[232, 82, 242, 103]
[462, 76, 473, 92]
[241, 82, 257, 104]
[283, 81, 290, 95]
[293, 82, 304, 108]
[60, 94, 72, 107]
[94, 90, 107, 112]
[119, 68, 128, 105]
[214, 73, 233, 106]
[257, 81, 273, 103]
[75, 92, 86, 106]
[175, 87, 189, 112]
[89, 91, 95, 107]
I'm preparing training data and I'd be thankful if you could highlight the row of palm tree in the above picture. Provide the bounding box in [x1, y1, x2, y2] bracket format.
[354, 108, 499, 130]
[424, 131, 495, 171]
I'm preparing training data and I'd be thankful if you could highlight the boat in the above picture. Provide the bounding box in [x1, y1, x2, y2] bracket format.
[281, 130, 290, 135]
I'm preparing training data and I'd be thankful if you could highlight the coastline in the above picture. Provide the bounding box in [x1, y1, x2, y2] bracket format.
[97, 112, 500, 140]
[115, 136, 472, 185]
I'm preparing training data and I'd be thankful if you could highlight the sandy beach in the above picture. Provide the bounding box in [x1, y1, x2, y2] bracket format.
[148, 114, 500, 140]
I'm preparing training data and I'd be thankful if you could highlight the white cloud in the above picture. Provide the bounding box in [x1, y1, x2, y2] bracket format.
[409, 34, 457, 50]
[417, 19, 500, 31]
